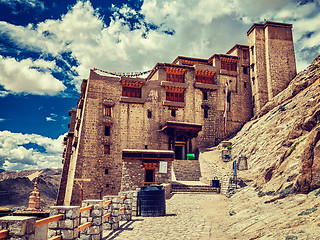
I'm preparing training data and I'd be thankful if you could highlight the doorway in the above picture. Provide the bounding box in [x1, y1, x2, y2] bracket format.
[175, 146, 184, 160]
[145, 169, 155, 182]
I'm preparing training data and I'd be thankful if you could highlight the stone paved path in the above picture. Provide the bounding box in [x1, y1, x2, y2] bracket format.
[103, 193, 217, 240]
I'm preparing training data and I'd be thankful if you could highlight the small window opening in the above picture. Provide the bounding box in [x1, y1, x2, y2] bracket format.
[105, 169, 109, 174]
[104, 145, 110, 154]
[243, 50, 248, 59]
[105, 126, 110, 136]
[105, 107, 111, 117]
[244, 82, 247, 88]
[252, 77, 255, 85]
[106, 184, 109, 188]
[203, 91, 208, 100]
[204, 109, 208, 118]
[145, 145, 148, 149]
[243, 67, 248, 74]
[171, 109, 176, 117]
[147, 110, 152, 118]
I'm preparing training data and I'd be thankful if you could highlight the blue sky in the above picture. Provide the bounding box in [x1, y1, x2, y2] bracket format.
[0, 0, 319, 171]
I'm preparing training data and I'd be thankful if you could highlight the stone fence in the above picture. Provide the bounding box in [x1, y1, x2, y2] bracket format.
[0, 190, 139, 240]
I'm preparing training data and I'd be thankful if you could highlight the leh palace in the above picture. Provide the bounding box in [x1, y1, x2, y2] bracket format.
[57, 21, 297, 206]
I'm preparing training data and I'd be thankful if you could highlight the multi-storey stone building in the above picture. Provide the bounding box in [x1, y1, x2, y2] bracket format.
[57, 21, 296, 206]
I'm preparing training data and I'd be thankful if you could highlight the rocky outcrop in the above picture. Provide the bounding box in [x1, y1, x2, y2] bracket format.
[208, 55, 320, 194]
[295, 128, 320, 193]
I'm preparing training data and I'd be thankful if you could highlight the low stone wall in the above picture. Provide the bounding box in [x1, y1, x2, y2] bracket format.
[199, 144, 235, 195]
[173, 160, 201, 181]
[49, 206, 80, 239]
[162, 183, 172, 199]
[0, 189, 141, 240]
[0, 216, 36, 239]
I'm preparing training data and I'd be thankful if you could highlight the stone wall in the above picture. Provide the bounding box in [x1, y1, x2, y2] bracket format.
[199, 143, 235, 195]
[57, 21, 296, 203]
[173, 160, 201, 181]
[247, 22, 296, 115]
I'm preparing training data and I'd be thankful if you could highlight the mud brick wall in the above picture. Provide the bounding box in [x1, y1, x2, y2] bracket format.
[173, 160, 201, 181]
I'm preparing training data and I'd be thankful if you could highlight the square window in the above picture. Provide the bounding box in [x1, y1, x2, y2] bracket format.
[243, 66, 248, 74]
[243, 50, 248, 59]
[171, 109, 176, 117]
[204, 109, 208, 118]
[203, 91, 208, 100]
[104, 145, 110, 154]
[105, 126, 110, 136]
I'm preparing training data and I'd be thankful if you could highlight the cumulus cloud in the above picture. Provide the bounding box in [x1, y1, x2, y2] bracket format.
[0, 0, 319, 93]
[0, 56, 66, 95]
[0, 130, 64, 170]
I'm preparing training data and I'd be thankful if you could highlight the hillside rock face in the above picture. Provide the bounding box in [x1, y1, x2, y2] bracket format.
[226, 55, 320, 194]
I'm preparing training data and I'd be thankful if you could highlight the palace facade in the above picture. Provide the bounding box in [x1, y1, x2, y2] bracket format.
[57, 21, 296, 206]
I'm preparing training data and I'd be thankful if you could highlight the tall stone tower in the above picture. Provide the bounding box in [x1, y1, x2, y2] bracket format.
[247, 21, 296, 115]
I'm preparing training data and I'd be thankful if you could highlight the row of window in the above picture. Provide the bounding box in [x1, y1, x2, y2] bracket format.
[122, 87, 141, 98]
[167, 73, 216, 83]
[167, 74, 184, 83]
[196, 75, 215, 84]
[221, 62, 237, 71]
[166, 92, 184, 102]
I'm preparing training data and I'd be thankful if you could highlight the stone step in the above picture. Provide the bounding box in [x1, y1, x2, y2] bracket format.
[171, 184, 219, 193]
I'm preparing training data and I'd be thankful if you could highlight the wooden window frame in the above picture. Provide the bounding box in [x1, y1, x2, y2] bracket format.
[166, 91, 184, 102]
[122, 87, 141, 98]
[105, 106, 111, 117]
[104, 145, 110, 154]
[221, 62, 237, 71]
[167, 73, 184, 83]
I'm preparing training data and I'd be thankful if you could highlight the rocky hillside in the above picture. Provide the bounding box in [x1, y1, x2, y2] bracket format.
[201, 55, 320, 239]
[212, 55, 320, 194]
[0, 168, 62, 208]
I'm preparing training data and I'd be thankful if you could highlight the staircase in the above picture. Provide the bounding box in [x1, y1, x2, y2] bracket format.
[171, 181, 219, 194]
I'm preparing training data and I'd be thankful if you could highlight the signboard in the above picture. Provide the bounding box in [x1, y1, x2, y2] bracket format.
[159, 161, 168, 174]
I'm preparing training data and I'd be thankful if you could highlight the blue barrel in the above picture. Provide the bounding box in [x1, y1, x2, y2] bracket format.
[138, 185, 166, 217]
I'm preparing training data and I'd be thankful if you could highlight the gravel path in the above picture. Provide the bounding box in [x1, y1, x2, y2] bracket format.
[103, 193, 217, 240]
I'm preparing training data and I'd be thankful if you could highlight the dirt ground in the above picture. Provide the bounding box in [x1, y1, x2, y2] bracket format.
[201, 186, 320, 240]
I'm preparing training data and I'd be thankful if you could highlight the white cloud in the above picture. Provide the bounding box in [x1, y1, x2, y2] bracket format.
[0, 130, 64, 170]
[0, 0, 45, 11]
[0, 56, 66, 95]
[0, 0, 319, 91]
[46, 117, 56, 122]
[0, 118, 5, 122]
